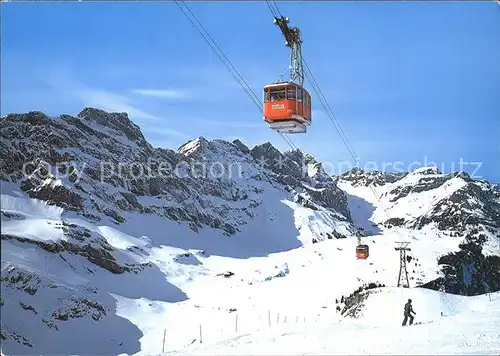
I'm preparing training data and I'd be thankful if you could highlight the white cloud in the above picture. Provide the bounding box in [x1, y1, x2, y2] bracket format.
[131, 89, 190, 100]
[76, 89, 160, 121]
[142, 126, 190, 139]
[44, 71, 161, 122]
[200, 119, 263, 129]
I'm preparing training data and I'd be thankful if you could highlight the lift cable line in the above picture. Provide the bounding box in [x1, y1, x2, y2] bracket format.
[265, 1, 418, 266]
[303, 59, 360, 168]
[175, 0, 299, 152]
[265, 1, 357, 160]
[263, 0, 312, 134]
[266, 2, 475, 283]
[177, 0, 383, 261]
[265, 2, 389, 217]
[174, 1, 261, 111]
[177, 0, 414, 265]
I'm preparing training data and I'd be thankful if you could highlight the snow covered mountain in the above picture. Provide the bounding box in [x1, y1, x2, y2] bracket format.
[1, 108, 499, 355]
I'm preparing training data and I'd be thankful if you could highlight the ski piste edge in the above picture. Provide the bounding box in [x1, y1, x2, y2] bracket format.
[403, 321, 434, 326]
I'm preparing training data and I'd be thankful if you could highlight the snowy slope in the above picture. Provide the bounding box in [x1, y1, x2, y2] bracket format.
[164, 289, 500, 355]
[1, 108, 499, 355]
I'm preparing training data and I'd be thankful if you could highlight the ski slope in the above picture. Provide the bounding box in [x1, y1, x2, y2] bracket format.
[163, 288, 500, 355]
[108, 226, 492, 355]
[3, 172, 499, 355]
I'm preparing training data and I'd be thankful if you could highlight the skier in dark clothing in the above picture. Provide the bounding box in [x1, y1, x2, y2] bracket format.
[402, 299, 416, 326]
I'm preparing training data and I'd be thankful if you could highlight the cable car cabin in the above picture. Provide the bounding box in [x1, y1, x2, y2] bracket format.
[263, 82, 312, 134]
[356, 244, 369, 259]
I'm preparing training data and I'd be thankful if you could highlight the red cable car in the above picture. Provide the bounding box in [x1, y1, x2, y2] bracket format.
[356, 244, 369, 259]
[356, 233, 369, 259]
[263, 82, 312, 134]
[264, 15, 311, 134]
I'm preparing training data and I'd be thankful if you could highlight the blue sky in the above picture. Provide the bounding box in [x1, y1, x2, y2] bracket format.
[2, 1, 500, 181]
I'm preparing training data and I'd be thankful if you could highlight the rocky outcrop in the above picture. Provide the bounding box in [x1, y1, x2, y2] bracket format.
[77, 107, 148, 146]
[250, 143, 304, 185]
[0, 229, 146, 275]
[340, 167, 406, 187]
[336, 284, 386, 318]
[420, 233, 500, 296]
[413, 181, 500, 232]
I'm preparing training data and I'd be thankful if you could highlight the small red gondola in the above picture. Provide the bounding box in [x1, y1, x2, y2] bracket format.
[356, 244, 369, 259]
[263, 82, 312, 134]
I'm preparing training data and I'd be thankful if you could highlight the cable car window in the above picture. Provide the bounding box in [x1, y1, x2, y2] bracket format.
[297, 87, 303, 101]
[270, 88, 286, 101]
[264, 90, 270, 103]
[286, 87, 296, 100]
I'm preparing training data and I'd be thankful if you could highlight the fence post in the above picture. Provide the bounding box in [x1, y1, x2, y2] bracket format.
[199, 324, 202, 344]
[235, 314, 238, 333]
[268, 310, 271, 327]
[277, 313, 280, 324]
[162, 328, 166, 353]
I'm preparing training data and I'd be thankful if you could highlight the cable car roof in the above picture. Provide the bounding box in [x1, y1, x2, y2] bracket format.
[263, 82, 303, 89]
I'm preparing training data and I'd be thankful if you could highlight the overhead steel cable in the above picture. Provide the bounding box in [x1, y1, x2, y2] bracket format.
[303, 59, 360, 167]
[175, 0, 300, 152]
[265, 2, 407, 233]
[174, 1, 262, 111]
[266, 0, 280, 18]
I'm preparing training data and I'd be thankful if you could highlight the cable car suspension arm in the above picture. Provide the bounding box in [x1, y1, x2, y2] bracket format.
[270, 9, 304, 86]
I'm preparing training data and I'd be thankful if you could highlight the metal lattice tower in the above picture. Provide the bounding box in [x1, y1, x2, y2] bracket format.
[273, 16, 304, 86]
[395, 242, 411, 288]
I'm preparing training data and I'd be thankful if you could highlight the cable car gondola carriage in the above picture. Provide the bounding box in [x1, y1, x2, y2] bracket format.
[263, 15, 312, 134]
[356, 230, 369, 259]
[356, 244, 369, 259]
[263, 82, 311, 134]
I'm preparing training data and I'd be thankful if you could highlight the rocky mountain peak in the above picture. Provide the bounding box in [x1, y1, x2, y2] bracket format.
[411, 166, 442, 176]
[177, 136, 209, 157]
[76, 107, 147, 145]
[231, 139, 250, 154]
[340, 167, 407, 187]
[1, 111, 51, 126]
[250, 142, 303, 185]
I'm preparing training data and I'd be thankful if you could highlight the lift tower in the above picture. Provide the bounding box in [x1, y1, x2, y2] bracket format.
[395, 241, 411, 288]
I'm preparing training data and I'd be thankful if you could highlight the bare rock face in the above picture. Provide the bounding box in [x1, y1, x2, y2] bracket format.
[1, 217, 149, 275]
[340, 167, 407, 187]
[76, 107, 148, 146]
[231, 139, 250, 154]
[420, 233, 500, 296]
[251, 142, 304, 184]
